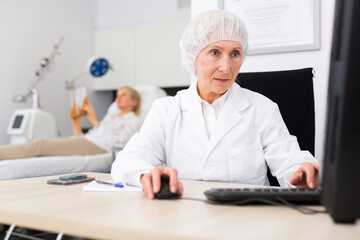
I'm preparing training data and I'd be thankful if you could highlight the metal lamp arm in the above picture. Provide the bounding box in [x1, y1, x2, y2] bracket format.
[65, 70, 88, 89]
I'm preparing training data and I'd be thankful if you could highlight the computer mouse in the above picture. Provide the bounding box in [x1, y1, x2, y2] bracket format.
[154, 176, 180, 199]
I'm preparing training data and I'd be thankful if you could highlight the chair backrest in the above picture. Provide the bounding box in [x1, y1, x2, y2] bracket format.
[236, 68, 315, 185]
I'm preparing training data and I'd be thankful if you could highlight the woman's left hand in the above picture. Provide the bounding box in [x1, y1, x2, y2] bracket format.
[290, 162, 320, 189]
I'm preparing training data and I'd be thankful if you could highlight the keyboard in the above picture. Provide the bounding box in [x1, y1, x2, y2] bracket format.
[204, 187, 321, 205]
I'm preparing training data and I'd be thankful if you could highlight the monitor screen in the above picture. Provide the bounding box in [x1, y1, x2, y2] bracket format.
[321, 0, 360, 223]
[12, 115, 24, 129]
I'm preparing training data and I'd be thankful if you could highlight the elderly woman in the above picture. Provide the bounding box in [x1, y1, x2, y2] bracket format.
[111, 10, 319, 199]
[0, 86, 141, 159]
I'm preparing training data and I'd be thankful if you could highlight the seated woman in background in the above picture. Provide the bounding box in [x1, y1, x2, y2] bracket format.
[0, 86, 141, 160]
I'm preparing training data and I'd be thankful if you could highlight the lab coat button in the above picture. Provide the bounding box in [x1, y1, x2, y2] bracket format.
[206, 162, 215, 169]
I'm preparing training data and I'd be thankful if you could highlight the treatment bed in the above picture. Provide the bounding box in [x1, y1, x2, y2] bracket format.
[0, 86, 167, 180]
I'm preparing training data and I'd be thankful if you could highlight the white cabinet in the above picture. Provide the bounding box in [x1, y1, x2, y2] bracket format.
[94, 18, 190, 90]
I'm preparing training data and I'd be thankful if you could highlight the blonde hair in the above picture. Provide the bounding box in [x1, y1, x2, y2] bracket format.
[120, 86, 141, 116]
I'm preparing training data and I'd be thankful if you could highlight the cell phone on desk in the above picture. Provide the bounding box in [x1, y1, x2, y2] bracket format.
[47, 174, 95, 185]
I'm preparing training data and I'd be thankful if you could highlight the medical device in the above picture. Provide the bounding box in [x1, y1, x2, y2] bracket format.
[7, 38, 63, 144]
[7, 108, 57, 145]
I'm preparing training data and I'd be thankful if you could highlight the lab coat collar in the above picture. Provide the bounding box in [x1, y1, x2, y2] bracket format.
[179, 82, 250, 149]
[179, 83, 209, 147]
[208, 83, 250, 151]
[180, 82, 249, 111]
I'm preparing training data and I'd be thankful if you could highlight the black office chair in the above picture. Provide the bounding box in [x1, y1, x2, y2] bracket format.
[236, 68, 315, 186]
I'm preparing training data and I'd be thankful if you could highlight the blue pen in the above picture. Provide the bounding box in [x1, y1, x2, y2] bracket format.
[95, 180, 124, 188]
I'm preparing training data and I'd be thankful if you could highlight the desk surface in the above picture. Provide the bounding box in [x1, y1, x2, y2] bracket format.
[0, 172, 359, 240]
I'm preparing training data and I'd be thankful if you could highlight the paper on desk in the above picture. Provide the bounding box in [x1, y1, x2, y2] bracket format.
[83, 180, 142, 192]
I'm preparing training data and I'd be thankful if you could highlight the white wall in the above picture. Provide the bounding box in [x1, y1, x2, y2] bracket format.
[93, 0, 191, 89]
[93, 18, 190, 90]
[95, 0, 190, 28]
[0, 0, 111, 144]
[0, 0, 191, 145]
[191, 0, 336, 161]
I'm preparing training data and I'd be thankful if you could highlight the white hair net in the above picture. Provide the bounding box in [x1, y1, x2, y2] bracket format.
[179, 9, 249, 75]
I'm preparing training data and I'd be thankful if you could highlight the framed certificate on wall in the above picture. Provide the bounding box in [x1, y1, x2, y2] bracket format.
[220, 0, 320, 55]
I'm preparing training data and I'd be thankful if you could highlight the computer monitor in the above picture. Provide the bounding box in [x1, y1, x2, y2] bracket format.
[321, 0, 360, 223]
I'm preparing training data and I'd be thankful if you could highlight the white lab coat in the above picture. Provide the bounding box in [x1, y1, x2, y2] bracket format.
[111, 83, 316, 187]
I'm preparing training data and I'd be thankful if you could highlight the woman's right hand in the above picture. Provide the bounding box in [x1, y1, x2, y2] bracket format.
[82, 99, 100, 128]
[69, 110, 82, 136]
[140, 166, 184, 199]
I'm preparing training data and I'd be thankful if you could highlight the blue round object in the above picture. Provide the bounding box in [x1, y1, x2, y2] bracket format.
[89, 58, 109, 77]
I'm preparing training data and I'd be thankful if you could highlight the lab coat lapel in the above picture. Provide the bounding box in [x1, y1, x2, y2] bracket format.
[180, 85, 209, 148]
[208, 84, 249, 151]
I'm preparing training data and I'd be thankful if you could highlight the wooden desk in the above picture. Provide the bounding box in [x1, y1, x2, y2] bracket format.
[0, 172, 359, 240]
